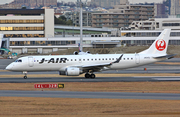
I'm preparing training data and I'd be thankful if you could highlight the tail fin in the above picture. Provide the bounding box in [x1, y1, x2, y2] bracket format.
[78, 43, 81, 52]
[139, 29, 171, 55]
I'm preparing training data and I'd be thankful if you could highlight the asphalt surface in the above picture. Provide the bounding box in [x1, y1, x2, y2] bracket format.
[0, 90, 180, 100]
[0, 59, 14, 69]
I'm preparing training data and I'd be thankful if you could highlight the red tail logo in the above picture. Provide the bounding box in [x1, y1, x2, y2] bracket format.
[155, 39, 166, 51]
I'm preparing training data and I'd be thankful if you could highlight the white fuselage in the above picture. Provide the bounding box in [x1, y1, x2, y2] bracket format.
[6, 53, 163, 72]
[5, 29, 172, 78]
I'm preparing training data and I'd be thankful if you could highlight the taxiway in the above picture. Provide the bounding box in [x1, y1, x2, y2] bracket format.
[0, 76, 180, 83]
[0, 90, 180, 100]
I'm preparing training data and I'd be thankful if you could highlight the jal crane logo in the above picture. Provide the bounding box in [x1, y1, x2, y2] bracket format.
[155, 39, 166, 51]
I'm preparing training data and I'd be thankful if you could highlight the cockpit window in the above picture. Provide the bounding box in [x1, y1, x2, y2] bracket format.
[15, 59, 22, 62]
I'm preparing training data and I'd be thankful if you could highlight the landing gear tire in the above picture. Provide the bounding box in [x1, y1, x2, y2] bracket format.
[24, 76, 27, 79]
[90, 74, 96, 79]
[85, 73, 90, 78]
[23, 71, 27, 79]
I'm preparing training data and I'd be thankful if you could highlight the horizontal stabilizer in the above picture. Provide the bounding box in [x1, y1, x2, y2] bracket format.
[153, 54, 176, 59]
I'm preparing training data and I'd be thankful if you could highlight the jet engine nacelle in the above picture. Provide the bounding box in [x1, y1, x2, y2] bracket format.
[73, 51, 78, 55]
[65, 67, 81, 76]
[86, 51, 91, 54]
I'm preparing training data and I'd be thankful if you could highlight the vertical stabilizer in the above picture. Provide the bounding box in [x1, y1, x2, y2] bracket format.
[139, 29, 171, 55]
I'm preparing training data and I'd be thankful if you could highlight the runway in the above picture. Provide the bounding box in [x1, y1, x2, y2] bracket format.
[0, 90, 180, 100]
[1, 76, 180, 83]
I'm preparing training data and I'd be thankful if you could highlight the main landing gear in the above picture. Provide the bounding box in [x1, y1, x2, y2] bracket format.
[85, 73, 96, 79]
[23, 71, 27, 79]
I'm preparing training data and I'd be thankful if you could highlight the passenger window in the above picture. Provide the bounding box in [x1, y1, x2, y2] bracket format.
[79, 59, 81, 61]
[67, 59, 69, 61]
[95, 59, 97, 61]
[124, 58, 125, 60]
[99, 58, 101, 60]
[87, 59, 89, 61]
[109, 58, 111, 60]
[102, 58, 104, 60]
[131, 58, 133, 60]
[106, 58, 107, 60]
[127, 58, 129, 60]
[91, 59, 93, 61]
[75, 59, 76, 61]
[71, 59, 73, 61]
[112, 58, 114, 60]
[83, 59, 85, 61]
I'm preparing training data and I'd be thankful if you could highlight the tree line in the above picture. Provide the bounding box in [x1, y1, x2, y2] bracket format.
[54, 16, 73, 26]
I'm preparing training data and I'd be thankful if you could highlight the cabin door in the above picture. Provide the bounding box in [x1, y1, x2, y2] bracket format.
[135, 54, 140, 64]
[28, 57, 34, 67]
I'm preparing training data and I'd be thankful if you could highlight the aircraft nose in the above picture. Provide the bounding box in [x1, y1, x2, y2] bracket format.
[6, 64, 13, 70]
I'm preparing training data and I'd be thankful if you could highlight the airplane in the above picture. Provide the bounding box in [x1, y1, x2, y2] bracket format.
[73, 43, 91, 55]
[6, 29, 175, 79]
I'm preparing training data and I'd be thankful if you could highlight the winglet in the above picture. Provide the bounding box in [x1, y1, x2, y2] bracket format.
[113, 54, 123, 63]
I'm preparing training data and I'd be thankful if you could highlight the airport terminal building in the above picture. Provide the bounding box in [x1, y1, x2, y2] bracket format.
[0, 9, 54, 38]
[0, 9, 54, 53]
[121, 18, 180, 45]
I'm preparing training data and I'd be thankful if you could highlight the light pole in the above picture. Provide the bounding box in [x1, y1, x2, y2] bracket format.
[80, 1, 83, 52]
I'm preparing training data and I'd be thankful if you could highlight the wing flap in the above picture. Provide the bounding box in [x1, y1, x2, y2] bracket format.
[78, 63, 112, 72]
[82, 63, 112, 69]
[82, 63, 111, 68]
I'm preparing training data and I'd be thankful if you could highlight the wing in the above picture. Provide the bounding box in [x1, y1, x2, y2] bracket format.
[81, 63, 112, 72]
[75, 54, 124, 72]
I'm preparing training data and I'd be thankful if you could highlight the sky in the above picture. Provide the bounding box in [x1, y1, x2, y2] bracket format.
[0, 0, 164, 5]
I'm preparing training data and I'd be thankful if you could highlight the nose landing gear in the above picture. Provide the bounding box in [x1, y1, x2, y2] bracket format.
[23, 71, 27, 79]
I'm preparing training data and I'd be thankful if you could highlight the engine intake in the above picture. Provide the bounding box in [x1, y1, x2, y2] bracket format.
[73, 51, 78, 55]
[86, 51, 91, 54]
[65, 67, 81, 76]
